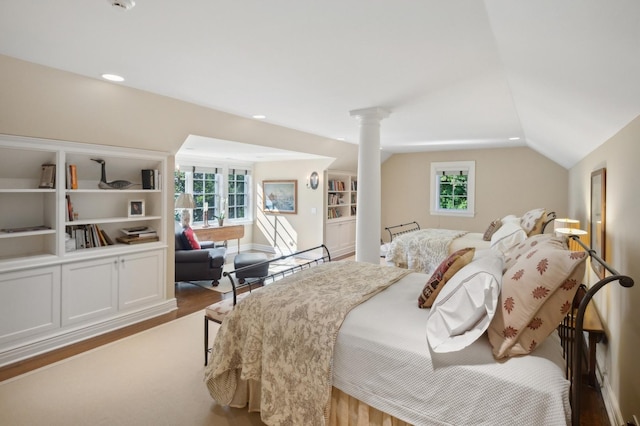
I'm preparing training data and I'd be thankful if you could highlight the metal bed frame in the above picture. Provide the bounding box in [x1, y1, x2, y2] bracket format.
[223, 244, 332, 305]
[207, 235, 634, 425]
[563, 235, 634, 426]
[383, 211, 558, 243]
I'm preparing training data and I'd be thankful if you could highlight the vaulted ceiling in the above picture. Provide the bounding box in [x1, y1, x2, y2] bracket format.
[1, 1, 638, 168]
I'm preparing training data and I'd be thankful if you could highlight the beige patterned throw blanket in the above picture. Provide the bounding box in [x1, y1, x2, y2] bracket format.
[204, 261, 410, 426]
[385, 228, 468, 274]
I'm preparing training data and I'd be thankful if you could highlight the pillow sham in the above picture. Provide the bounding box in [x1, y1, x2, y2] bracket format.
[521, 208, 546, 236]
[503, 234, 567, 272]
[418, 247, 475, 309]
[426, 252, 503, 353]
[482, 218, 502, 241]
[182, 226, 201, 250]
[487, 245, 586, 359]
[490, 221, 527, 255]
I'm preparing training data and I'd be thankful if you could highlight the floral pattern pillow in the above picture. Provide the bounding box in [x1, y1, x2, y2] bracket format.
[520, 208, 546, 236]
[503, 234, 567, 272]
[487, 244, 586, 359]
[418, 247, 475, 308]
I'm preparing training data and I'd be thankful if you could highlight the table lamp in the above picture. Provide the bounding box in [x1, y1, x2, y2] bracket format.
[175, 193, 195, 227]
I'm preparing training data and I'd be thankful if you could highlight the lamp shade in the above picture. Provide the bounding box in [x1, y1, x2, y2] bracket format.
[175, 193, 195, 209]
[554, 218, 579, 231]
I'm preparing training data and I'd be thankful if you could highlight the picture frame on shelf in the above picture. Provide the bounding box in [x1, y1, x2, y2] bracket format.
[38, 163, 56, 189]
[128, 200, 145, 217]
[262, 180, 297, 214]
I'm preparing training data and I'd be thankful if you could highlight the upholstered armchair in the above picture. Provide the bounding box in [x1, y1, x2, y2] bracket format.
[174, 222, 227, 286]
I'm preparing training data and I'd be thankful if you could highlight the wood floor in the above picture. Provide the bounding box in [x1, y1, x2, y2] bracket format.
[0, 279, 610, 425]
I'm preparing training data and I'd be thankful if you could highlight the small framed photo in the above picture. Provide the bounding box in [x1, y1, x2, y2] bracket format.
[128, 200, 145, 217]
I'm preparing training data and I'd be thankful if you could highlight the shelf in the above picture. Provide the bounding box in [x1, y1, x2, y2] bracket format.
[65, 216, 162, 226]
[0, 229, 56, 239]
[0, 188, 57, 193]
[0, 134, 167, 270]
[66, 189, 161, 194]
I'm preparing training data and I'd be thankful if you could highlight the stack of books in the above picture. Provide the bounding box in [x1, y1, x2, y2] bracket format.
[116, 226, 159, 244]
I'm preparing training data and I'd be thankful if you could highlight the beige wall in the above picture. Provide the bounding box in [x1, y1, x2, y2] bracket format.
[0, 54, 358, 299]
[568, 115, 640, 423]
[252, 159, 334, 253]
[380, 146, 568, 239]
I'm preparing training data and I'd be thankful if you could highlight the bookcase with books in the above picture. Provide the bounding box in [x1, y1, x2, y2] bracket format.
[0, 134, 172, 367]
[324, 170, 357, 257]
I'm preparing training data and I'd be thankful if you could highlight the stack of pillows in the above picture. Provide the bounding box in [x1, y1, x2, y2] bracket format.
[421, 208, 587, 359]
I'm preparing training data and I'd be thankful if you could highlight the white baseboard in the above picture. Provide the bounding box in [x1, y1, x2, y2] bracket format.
[597, 360, 621, 426]
[0, 299, 177, 367]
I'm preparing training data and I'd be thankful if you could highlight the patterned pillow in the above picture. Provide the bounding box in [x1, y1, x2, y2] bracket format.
[418, 247, 475, 309]
[487, 245, 586, 359]
[482, 218, 503, 241]
[182, 226, 201, 250]
[520, 208, 546, 236]
[503, 234, 567, 272]
[426, 252, 503, 352]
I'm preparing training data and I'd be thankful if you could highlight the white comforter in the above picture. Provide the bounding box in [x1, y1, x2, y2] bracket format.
[332, 272, 571, 425]
[385, 229, 469, 274]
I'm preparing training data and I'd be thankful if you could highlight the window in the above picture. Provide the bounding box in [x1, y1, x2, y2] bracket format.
[192, 170, 219, 223]
[174, 165, 251, 224]
[430, 161, 475, 217]
[228, 170, 249, 220]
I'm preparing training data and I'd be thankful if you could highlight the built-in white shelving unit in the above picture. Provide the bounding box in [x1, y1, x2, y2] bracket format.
[0, 134, 174, 366]
[324, 170, 357, 257]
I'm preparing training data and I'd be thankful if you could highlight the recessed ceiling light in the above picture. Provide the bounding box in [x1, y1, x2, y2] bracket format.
[101, 73, 125, 82]
[252, 114, 266, 120]
[508, 137, 520, 141]
[336, 137, 345, 141]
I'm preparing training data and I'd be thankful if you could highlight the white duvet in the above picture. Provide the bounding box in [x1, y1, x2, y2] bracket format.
[332, 272, 571, 425]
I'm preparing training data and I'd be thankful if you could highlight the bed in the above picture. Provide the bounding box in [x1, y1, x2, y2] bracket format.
[203, 232, 633, 426]
[383, 209, 556, 274]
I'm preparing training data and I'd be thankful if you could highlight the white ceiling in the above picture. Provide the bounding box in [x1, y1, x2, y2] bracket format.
[1, 1, 638, 168]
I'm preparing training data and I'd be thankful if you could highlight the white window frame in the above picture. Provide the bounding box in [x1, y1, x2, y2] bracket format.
[430, 161, 475, 217]
[175, 160, 253, 224]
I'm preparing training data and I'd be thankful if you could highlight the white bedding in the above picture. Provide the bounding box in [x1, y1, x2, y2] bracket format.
[385, 229, 491, 274]
[332, 272, 571, 425]
[449, 231, 490, 253]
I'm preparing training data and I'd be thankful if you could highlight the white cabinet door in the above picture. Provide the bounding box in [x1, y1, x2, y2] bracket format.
[325, 220, 356, 258]
[118, 249, 164, 311]
[0, 266, 61, 345]
[61, 257, 118, 326]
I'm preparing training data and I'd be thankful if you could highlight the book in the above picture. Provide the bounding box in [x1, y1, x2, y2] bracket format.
[38, 164, 56, 189]
[69, 164, 78, 190]
[100, 229, 115, 245]
[141, 169, 154, 189]
[120, 226, 152, 236]
[66, 195, 74, 221]
[116, 235, 159, 245]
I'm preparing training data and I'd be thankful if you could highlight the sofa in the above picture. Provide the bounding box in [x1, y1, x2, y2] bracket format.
[175, 222, 227, 286]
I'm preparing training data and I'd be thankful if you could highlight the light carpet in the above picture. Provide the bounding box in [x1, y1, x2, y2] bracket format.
[0, 311, 264, 426]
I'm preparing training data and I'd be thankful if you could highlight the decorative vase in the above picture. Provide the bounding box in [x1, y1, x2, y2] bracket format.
[218, 218, 224, 227]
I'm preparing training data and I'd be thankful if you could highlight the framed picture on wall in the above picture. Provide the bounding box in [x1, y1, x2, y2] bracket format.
[262, 180, 297, 214]
[590, 168, 606, 279]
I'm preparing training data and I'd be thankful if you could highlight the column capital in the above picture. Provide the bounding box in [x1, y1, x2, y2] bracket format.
[349, 107, 390, 123]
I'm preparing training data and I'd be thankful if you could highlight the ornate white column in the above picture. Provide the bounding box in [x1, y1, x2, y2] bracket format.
[350, 107, 390, 264]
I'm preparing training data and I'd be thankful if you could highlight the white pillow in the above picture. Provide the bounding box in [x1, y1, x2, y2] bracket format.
[426, 253, 503, 353]
[490, 220, 527, 255]
[501, 214, 519, 223]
